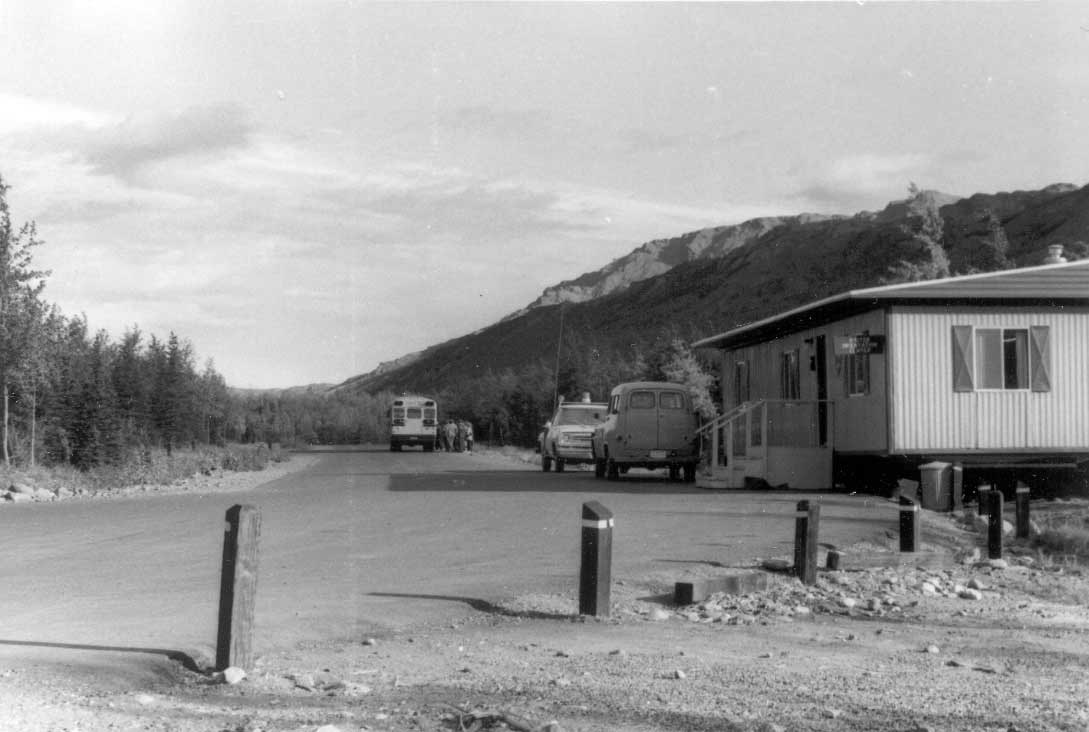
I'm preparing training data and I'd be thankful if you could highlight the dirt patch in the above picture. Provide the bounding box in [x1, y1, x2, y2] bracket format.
[3, 453, 1089, 731]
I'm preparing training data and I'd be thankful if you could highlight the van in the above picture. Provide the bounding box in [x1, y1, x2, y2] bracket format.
[591, 381, 701, 482]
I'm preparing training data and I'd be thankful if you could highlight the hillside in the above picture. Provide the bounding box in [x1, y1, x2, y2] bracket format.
[335, 182, 1089, 400]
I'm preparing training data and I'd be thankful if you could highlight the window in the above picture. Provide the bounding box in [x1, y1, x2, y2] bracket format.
[629, 391, 656, 409]
[951, 325, 1051, 392]
[843, 351, 870, 396]
[780, 350, 800, 400]
[974, 328, 1028, 389]
[659, 391, 685, 410]
[734, 360, 750, 405]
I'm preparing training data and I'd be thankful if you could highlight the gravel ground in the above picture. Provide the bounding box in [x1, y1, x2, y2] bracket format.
[2, 451, 1088, 732]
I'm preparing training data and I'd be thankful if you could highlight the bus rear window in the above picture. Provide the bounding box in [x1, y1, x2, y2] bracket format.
[407, 407, 422, 419]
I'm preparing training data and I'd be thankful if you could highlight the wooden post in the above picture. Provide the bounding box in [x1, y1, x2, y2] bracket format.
[977, 484, 992, 518]
[216, 504, 261, 670]
[1015, 482, 1030, 539]
[986, 490, 1004, 560]
[899, 496, 920, 553]
[951, 463, 964, 511]
[825, 550, 842, 571]
[579, 501, 613, 617]
[793, 500, 819, 585]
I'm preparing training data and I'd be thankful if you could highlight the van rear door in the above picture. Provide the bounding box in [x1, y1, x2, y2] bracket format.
[656, 389, 692, 453]
[625, 389, 659, 451]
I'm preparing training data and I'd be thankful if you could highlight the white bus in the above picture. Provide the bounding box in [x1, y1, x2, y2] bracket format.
[389, 395, 438, 452]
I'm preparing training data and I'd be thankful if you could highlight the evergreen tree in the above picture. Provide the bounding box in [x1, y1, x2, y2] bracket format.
[0, 175, 51, 465]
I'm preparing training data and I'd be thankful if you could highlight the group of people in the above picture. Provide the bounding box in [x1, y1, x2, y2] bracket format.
[437, 418, 474, 452]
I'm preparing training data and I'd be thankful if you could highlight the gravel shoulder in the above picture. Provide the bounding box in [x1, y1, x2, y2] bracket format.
[2, 450, 1088, 732]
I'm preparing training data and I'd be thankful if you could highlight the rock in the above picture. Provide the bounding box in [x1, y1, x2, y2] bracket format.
[988, 559, 1009, 570]
[362, 637, 377, 646]
[958, 588, 983, 601]
[1002, 520, 1015, 537]
[792, 606, 811, 616]
[314, 726, 343, 732]
[9, 482, 34, 494]
[32, 487, 55, 501]
[920, 582, 939, 595]
[823, 708, 843, 719]
[4, 491, 31, 503]
[967, 578, 985, 590]
[222, 666, 246, 685]
[673, 669, 687, 680]
[649, 608, 671, 621]
[761, 559, 791, 572]
[841, 597, 858, 609]
[925, 645, 940, 654]
[134, 693, 155, 705]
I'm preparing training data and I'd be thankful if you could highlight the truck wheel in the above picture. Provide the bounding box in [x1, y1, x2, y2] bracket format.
[556, 459, 565, 473]
[606, 459, 620, 481]
[683, 463, 697, 483]
[594, 458, 606, 479]
[542, 455, 552, 472]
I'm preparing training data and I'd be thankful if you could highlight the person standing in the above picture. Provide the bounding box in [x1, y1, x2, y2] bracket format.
[444, 419, 457, 452]
[465, 421, 474, 452]
[456, 420, 468, 453]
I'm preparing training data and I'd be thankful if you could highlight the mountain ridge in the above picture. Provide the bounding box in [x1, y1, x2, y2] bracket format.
[332, 182, 1088, 398]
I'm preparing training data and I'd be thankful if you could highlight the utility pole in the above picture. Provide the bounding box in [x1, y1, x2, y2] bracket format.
[552, 303, 565, 409]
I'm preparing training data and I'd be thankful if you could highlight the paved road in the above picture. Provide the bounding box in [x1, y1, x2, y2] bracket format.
[0, 448, 899, 661]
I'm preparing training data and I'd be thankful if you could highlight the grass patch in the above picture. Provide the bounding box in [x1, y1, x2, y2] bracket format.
[1032, 505, 1089, 562]
[0, 443, 291, 496]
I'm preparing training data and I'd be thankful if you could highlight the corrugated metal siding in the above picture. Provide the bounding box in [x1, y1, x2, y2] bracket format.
[889, 306, 1089, 451]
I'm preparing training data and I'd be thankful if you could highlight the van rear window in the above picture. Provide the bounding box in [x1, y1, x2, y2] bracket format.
[629, 391, 656, 409]
[659, 392, 685, 409]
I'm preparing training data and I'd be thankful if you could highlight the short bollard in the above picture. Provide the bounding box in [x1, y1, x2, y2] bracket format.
[825, 550, 842, 571]
[899, 496, 920, 553]
[216, 504, 261, 671]
[1015, 482, 1031, 539]
[579, 501, 613, 617]
[987, 490, 1004, 560]
[794, 500, 820, 585]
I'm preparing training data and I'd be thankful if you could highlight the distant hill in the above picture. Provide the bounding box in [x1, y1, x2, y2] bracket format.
[333, 182, 1089, 399]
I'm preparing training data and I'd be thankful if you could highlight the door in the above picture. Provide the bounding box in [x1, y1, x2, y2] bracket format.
[625, 389, 659, 450]
[814, 335, 828, 446]
[656, 388, 692, 452]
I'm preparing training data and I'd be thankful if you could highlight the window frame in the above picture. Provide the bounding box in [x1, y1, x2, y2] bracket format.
[974, 327, 1029, 391]
[780, 349, 801, 400]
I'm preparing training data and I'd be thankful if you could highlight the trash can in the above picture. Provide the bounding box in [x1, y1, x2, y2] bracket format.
[919, 461, 952, 511]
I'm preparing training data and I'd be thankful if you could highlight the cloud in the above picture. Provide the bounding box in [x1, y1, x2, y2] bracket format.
[77, 104, 254, 179]
[795, 153, 934, 210]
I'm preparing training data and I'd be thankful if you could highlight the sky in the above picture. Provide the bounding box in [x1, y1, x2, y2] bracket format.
[2, 2, 1088, 389]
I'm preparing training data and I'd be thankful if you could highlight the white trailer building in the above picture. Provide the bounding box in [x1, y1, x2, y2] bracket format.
[692, 258, 1089, 496]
